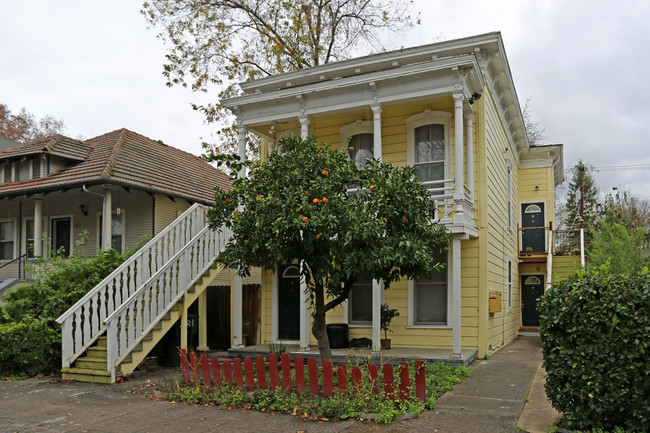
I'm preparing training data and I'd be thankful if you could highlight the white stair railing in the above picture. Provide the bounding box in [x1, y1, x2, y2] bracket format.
[104, 222, 231, 381]
[56, 203, 209, 368]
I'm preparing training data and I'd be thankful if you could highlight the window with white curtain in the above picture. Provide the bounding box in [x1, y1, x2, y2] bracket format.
[414, 249, 448, 325]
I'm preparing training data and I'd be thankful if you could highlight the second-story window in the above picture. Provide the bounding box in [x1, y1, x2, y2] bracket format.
[340, 120, 374, 170]
[414, 124, 445, 183]
[348, 133, 373, 169]
[406, 111, 452, 193]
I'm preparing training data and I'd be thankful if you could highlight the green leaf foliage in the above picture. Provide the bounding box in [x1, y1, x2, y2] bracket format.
[588, 223, 648, 274]
[539, 266, 650, 431]
[0, 248, 133, 377]
[207, 135, 451, 359]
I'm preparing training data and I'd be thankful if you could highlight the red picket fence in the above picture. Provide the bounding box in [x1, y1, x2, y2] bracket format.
[179, 349, 426, 401]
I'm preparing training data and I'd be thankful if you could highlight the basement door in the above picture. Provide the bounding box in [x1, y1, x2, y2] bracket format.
[522, 275, 544, 327]
[278, 265, 300, 340]
[521, 203, 545, 253]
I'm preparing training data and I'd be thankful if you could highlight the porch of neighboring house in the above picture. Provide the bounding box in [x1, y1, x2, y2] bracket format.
[227, 344, 476, 367]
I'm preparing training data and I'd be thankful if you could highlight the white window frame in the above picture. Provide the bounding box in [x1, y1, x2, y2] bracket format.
[96, 210, 126, 253]
[344, 279, 373, 327]
[405, 111, 452, 190]
[22, 217, 48, 260]
[407, 247, 452, 328]
[508, 257, 513, 313]
[0, 218, 18, 261]
[507, 160, 513, 231]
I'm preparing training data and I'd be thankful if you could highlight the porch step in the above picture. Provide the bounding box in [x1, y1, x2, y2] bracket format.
[61, 367, 114, 384]
[518, 326, 540, 336]
[61, 262, 224, 383]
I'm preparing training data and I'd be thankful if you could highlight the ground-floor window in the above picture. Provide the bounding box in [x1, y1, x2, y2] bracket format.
[0, 220, 15, 260]
[348, 278, 373, 325]
[413, 250, 448, 325]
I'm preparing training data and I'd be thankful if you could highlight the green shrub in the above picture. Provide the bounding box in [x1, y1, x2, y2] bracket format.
[0, 318, 59, 377]
[0, 247, 135, 377]
[539, 265, 650, 432]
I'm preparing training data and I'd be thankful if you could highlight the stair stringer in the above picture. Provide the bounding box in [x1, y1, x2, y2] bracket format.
[118, 264, 224, 376]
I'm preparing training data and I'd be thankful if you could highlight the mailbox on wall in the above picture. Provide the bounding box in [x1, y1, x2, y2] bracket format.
[489, 291, 502, 313]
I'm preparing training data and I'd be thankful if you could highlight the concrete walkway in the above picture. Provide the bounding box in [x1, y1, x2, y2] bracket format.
[0, 337, 559, 433]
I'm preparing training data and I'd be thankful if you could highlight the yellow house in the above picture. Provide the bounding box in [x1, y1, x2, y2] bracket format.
[221, 32, 565, 362]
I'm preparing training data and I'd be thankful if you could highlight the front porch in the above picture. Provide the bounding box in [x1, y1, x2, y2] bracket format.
[227, 344, 477, 367]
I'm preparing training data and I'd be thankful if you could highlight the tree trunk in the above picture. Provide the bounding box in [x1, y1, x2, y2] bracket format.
[311, 282, 332, 362]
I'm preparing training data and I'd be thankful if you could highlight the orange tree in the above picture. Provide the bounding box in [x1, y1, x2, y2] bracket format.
[207, 135, 450, 361]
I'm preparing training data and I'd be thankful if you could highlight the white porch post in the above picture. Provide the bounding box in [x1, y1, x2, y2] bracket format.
[453, 93, 465, 223]
[371, 104, 383, 352]
[102, 186, 112, 251]
[465, 111, 474, 202]
[232, 125, 247, 348]
[299, 116, 311, 350]
[34, 196, 42, 258]
[451, 237, 462, 357]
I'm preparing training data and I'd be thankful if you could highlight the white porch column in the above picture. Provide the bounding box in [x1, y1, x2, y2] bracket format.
[232, 125, 247, 349]
[237, 125, 248, 178]
[34, 196, 42, 258]
[232, 270, 244, 348]
[465, 111, 474, 202]
[299, 116, 310, 139]
[451, 237, 462, 357]
[371, 105, 382, 161]
[299, 115, 311, 350]
[102, 185, 112, 251]
[372, 279, 382, 352]
[371, 105, 383, 352]
[453, 94, 465, 225]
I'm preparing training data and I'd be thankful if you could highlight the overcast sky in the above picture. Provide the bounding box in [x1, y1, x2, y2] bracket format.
[2, 0, 649, 200]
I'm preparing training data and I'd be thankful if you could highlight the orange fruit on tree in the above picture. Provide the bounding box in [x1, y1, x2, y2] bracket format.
[369, 184, 375, 189]
[402, 217, 407, 223]
[225, 198, 231, 203]
[304, 191, 309, 196]
[322, 197, 329, 203]
[315, 235, 320, 240]
[301, 215, 309, 222]
[321, 170, 328, 176]
[313, 198, 319, 204]
[256, 196, 261, 201]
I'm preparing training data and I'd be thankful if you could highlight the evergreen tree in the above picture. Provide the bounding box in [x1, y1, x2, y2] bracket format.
[564, 160, 599, 248]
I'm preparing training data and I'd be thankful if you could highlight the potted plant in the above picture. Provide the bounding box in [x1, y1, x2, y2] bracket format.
[380, 303, 400, 350]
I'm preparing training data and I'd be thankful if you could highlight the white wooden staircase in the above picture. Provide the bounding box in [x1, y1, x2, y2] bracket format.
[56, 204, 230, 383]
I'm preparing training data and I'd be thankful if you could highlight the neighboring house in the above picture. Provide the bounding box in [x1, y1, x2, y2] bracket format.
[0, 128, 230, 282]
[0, 137, 19, 151]
[220, 31, 571, 361]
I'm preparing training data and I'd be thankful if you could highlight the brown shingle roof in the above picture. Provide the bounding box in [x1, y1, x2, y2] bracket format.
[0, 128, 230, 203]
[0, 134, 89, 161]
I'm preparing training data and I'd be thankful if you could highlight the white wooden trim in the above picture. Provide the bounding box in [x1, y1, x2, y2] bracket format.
[339, 120, 373, 152]
[451, 237, 462, 356]
[233, 272, 244, 348]
[271, 267, 278, 342]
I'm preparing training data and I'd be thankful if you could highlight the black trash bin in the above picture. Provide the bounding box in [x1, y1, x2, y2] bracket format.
[326, 323, 349, 349]
[158, 314, 200, 367]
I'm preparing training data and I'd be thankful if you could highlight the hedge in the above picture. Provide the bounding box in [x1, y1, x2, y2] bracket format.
[0, 318, 59, 377]
[539, 266, 650, 432]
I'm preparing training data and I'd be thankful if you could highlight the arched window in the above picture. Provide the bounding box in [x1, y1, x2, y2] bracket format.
[406, 111, 452, 192]
[340, 121, 373, 169]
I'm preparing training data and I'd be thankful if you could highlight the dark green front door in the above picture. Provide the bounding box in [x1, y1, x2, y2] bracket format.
[522, 275, 544, 326]
[278, 265, 300, 340]
[521, 203, 545, 253]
